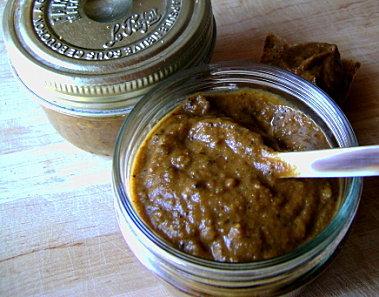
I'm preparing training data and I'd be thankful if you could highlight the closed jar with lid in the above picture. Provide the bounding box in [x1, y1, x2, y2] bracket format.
[3, 0, 216, 155]
[112, 64, 362, 296]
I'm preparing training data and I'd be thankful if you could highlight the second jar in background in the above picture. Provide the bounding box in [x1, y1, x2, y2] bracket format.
[3, 0, 216, 155]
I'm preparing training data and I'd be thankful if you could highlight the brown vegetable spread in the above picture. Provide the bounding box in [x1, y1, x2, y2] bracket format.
[44, 107, 125, 156]
[130, 89, 339, 262]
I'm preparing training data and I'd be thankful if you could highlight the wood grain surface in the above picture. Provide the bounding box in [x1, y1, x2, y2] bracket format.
[1, 0, 378, 296]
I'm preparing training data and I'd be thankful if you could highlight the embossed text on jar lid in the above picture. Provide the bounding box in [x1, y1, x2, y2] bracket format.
[3, 0, 216, 115]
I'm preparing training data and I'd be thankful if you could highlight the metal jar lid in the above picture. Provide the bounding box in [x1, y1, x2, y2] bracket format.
[3, 0, 216, 115]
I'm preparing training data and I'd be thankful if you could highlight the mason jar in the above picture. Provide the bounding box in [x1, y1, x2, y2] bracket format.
[2, 0, 216, 155]
[112, 64, 362, 296]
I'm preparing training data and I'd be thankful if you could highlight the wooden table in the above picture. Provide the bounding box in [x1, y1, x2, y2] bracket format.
[1, 1, 378, 296]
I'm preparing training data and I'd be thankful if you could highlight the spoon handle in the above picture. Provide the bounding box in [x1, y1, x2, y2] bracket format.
[276, 145, 379, 178]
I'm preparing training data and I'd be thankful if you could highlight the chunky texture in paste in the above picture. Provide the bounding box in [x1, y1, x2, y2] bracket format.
[130, 89, 339, 262]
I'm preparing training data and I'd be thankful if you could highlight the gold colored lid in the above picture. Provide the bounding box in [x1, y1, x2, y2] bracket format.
[3, 0, 216, 115]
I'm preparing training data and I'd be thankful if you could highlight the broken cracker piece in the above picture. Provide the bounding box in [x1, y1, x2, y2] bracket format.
[260, 33, 360, 106]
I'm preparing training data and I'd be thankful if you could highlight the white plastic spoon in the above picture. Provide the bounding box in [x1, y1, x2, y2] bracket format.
[273, 145, 379, 178]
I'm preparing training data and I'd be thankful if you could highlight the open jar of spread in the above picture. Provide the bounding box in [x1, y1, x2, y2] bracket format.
[3, 0, 216, 155]
[113, 64, 362, 296]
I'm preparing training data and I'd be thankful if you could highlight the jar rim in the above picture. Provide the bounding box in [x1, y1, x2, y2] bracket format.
[3, 0, 216, 114]
[113, 63, 362, 273]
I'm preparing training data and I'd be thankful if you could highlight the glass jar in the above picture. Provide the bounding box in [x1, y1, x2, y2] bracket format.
[3, 0, 216, 155]
[113, 64, 362, 296]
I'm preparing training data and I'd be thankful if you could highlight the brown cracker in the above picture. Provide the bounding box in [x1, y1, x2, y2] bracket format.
[260, 33, 360, 106]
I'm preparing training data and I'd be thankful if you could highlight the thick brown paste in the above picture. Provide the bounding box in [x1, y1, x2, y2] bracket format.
[44, 108, 125, 156]
[130, 89, 339, 262]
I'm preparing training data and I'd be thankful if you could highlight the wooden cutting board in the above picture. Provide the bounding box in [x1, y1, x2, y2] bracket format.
[1, 0, 378, 296]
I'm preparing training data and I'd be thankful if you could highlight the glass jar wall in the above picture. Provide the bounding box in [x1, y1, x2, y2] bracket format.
[113, 64, 362, 296]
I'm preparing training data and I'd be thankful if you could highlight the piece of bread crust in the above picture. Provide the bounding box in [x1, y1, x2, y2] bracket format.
[260, 33, 360, 106]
